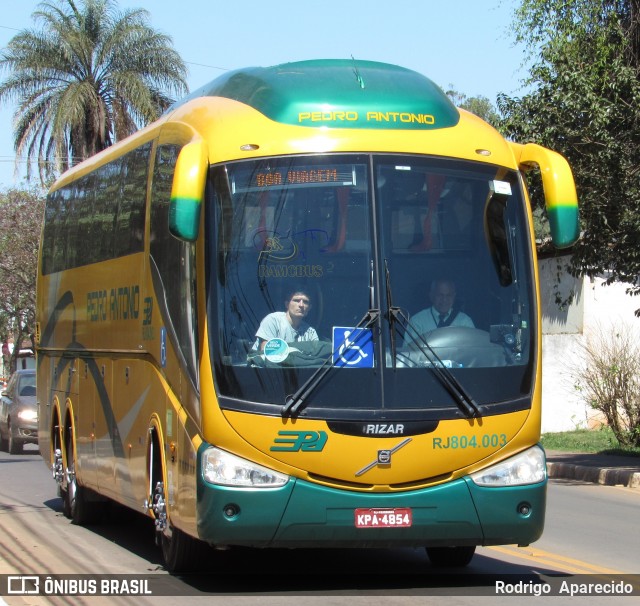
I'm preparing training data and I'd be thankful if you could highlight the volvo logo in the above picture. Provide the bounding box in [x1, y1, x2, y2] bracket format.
[355, 438, 412, 477]
[377, 450, 392, 464]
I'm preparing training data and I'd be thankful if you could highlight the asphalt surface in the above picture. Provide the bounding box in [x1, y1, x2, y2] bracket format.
[546, 450, 640, 489]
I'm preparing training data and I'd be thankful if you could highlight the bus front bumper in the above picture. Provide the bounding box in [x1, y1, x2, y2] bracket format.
[196, 474, 546, 549]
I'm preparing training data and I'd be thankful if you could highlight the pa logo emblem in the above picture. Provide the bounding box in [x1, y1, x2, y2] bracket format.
[270, 430, 328, 452]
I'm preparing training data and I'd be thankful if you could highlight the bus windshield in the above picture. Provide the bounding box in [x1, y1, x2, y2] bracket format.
[206, 154, 535, 421]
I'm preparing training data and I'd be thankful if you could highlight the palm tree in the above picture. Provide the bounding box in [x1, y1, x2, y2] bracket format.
[0, 0, 188, 182]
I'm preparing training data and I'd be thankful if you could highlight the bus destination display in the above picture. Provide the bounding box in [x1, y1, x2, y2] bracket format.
[231, 165, 357, 193]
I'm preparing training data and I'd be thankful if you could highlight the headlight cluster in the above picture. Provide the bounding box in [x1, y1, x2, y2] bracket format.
[470, 445, 546, 487]
[17, 409, 38, 422]
[202, 447, 289, 488]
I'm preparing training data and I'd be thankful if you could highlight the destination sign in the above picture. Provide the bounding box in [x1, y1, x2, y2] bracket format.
[231, 165, 357, 193]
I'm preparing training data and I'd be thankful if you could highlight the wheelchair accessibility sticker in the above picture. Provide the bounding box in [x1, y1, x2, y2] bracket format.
[332, 327, 374, 368]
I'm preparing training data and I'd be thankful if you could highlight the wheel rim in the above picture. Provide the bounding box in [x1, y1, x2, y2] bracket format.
[65, 441, 77, 509]
[151, 481, 168, 544]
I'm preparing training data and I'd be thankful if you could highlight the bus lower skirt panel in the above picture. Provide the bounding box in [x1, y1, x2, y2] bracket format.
[195, 476, 545, 549]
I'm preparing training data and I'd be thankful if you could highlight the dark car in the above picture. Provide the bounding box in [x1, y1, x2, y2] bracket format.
[0, 369, 38, 454]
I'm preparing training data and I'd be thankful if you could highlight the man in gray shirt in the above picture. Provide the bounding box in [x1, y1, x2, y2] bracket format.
[254, 288, 319, 351]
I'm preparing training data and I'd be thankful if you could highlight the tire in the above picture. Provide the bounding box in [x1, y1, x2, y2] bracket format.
[8, 423, 23, 455]
[150, 459, 209, 573]
[426, 545, 476, 568]
[64, 429, 101, 525]
[161, 525, 210, 573]
[0, 428, 8, 452]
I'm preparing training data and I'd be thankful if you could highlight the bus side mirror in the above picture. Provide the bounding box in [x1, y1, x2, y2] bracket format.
[512, 142, 580, 249]
[169, 140, 209, 242]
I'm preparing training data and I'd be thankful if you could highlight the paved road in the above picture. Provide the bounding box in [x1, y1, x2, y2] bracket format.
[0, 446, 637, 605]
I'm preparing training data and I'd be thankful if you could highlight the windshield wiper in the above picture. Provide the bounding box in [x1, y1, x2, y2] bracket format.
[384, 262, 481, 419]
[282, 260, 379, 419]
[384, 260, 399, 370]
[281, 308, 380, 418]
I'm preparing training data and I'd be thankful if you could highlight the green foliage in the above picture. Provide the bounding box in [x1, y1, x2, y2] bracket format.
[0, 0, 188, 183]
[499, 0, 640, 309]
[446, 87, 501, 128]
[541, 427, 640, 456]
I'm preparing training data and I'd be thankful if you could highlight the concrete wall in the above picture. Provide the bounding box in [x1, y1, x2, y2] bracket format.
[539, 256, 640, 432]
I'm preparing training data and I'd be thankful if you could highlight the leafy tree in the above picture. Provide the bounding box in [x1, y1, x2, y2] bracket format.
[446, 87, 501, 128]
[0, 0, 188, 183]
[498, 1, 640, 308]
[0, 187, 45, 374]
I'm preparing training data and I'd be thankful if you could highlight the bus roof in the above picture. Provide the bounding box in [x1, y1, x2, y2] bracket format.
[167, 59, 460, 131]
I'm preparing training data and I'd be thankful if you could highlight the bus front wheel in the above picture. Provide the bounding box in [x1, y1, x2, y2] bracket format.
[161, 524, 202, 573]
[151, 479, 208, 573]
[148, 429, 210, 573]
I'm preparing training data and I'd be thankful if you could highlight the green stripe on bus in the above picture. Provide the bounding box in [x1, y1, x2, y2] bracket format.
[169, 197, 201, 242]
[548, 204, 580, 249]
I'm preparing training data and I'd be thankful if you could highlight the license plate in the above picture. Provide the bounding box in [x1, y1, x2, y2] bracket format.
[354, 507, 412, 528]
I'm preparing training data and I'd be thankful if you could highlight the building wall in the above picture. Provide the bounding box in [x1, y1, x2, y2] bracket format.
[540, 256, 640, 432]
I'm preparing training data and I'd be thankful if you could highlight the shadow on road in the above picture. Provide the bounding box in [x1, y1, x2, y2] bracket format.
[56, 503, 566, 595]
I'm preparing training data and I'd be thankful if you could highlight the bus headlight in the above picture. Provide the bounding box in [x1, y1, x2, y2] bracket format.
[470, 445, 546, 487]
[202, 447, 289, 488]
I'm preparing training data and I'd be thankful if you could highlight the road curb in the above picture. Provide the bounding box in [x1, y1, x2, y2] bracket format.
[547, 461, 640, 489]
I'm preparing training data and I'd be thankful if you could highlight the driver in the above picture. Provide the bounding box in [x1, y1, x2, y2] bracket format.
[410, 278, 474, 337]
[253, 287, 319, 351]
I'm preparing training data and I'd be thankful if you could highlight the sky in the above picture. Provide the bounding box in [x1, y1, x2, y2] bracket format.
[0, 0, 530, 190]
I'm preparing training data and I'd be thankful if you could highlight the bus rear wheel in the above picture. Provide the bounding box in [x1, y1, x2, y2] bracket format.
[63, 425, 102, 525]
[426, 545, 476, 568]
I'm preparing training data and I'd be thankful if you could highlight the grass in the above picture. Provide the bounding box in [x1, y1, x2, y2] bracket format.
[541, 426, 640, 457]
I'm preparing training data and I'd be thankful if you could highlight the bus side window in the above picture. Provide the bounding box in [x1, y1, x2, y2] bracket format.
[115, 144, 149, 256]
[150, 144, 199, 386]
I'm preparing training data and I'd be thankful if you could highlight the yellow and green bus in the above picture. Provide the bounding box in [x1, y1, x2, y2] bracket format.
[36, 59, 579, 572]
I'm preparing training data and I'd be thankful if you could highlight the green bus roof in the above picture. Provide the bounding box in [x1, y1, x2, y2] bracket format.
[171, 59, 459, 130]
